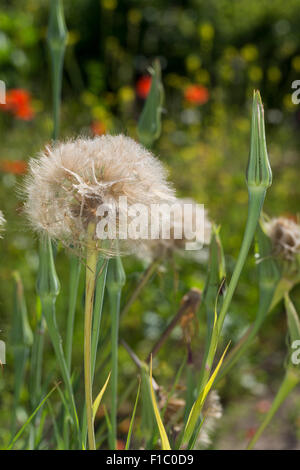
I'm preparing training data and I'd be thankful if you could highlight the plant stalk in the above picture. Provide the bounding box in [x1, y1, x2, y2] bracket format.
[84, 224, 98, 450]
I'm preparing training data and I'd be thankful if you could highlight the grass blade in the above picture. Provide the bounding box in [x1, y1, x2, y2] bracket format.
[93, 372, 111, 420]
[7, 384, 58, 450]
[125, 378, 141, 450]
[149, 356, 171, 450]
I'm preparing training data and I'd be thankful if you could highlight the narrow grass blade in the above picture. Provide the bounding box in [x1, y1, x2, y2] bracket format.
[66, 254, 81, 372]
[11, 272, 33, 435]
[247, 368, 300, 449]
[182, 343, 230, 447]
[47, 0, 67, 140]
[149, 356, 171, 450]
[285, 293, 300, 345]
[106, 255, 126, 449]
[125, 379, 141, 450]
[93, 372, 111, 420]
[91, 256, 108, 380]
[7, 384, 58, 450]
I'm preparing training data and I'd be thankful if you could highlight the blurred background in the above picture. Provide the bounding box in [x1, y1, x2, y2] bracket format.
[0, 0, 300, 449]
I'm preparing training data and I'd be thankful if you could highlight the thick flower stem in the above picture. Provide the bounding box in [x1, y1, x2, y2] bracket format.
[217, 188, 266, 332]
[247, 369, 300, 449]
[200, 188, 267, 388]
[84, 224, 98, 450]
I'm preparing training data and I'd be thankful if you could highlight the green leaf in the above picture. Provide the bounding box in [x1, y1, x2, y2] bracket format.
[92, 372, 111, 420]
[284, 293, 300, 346]
[149, 356, 171, 450]
[182, 343, 229, 446]
[125, 378, 141, 450]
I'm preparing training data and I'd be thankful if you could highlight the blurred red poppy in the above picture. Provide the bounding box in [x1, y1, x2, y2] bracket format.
[184, 85, 209, 105]
[116, 439, 125, 450]
[0, 160, 28, 175]
[136, 75, 152, 99]
[91, 120, 107, 136]
[0, 89, 34, 121]
[245, 427, 257, 440]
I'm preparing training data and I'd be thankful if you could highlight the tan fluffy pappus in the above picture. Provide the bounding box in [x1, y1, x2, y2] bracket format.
[265, 217, 300, 262]
[24, 135, 175, 256]
[195, 390, 223, 449]
[136, 198, 212, 262]
[0, 211, 6, 237]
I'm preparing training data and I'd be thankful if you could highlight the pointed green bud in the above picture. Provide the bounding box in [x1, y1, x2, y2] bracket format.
[137, 59, 164, 147]
[246, 90, 272, 189]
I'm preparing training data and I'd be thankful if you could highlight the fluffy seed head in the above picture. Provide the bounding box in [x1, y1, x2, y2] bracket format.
[24, 135, 174, 255]
[266, 217, 300, 262]
[195, 390, 223, 448]
[159, 389, 222, 448]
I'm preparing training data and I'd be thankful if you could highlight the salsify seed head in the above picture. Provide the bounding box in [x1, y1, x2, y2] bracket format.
[265, 217, 300, 262]
[24, 135, 175, 255]
[195, 390, 222, 449]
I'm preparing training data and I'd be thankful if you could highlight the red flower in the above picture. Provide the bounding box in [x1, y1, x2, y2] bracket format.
[0, 160, 28, 175]
[116, 439, 125, 450]
[184, 85, 209, 105]
[91, 120, 106, 136]
[0, 89, 34, 120]
[136, 75, 152, 99]
[245, 427, 257, 440]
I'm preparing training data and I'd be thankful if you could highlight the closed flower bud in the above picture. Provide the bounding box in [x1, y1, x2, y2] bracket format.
[246, 90, 272, 189]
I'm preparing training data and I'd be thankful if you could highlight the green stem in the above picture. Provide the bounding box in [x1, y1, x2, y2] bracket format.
[42, 297, 80, 439]
[217, 188, 266, 331]
[91, 257, 108, 380]
[47, 0, 67, 141]
[200, 188, 266, 387]
[82, 256, 108, 447]
[29, 314, 45, 409]
[107, 256, 125, 450]
[84, 225, 98, 450]
[247, 368, 300, 449]
[66, 255, 81, 372]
